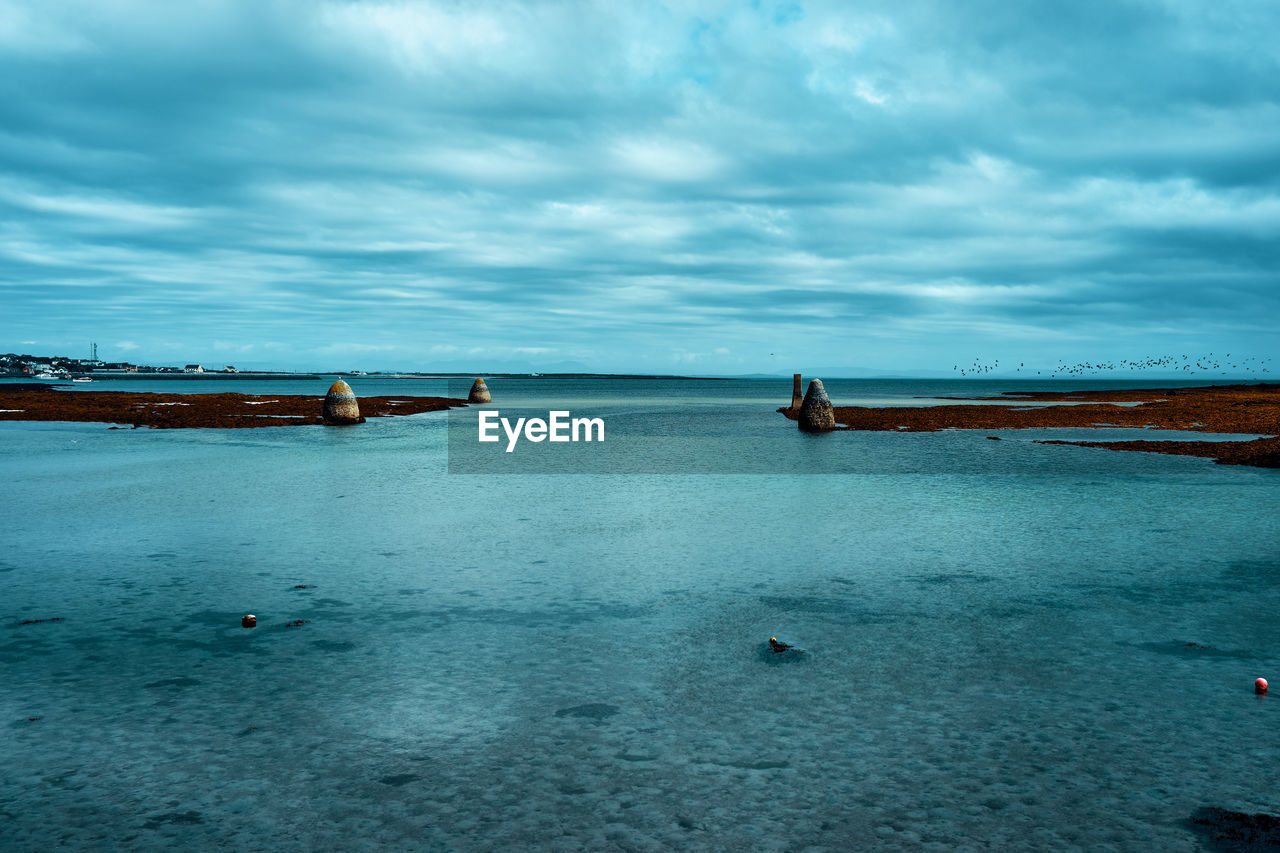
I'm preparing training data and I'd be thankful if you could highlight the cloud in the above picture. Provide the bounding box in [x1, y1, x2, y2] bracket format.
[0, 0, 1277, 372]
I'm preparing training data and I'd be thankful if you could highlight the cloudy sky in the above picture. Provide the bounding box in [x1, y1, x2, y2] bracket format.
[2, 1, 1278, 374]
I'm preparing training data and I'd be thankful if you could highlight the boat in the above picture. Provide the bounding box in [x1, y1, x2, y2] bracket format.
[72, 377, 92, 383]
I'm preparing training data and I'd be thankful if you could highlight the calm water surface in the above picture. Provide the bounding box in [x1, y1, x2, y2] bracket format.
[3, 377, 1278, 850]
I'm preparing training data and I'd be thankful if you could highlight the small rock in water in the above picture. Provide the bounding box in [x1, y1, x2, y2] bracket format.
[765, 637, 807, 661]
[322, 379, 363, 425]
[798, 379, 836, 432]
[554, 703, 619, 720]
[1190, 806, 1280, 846]
[378, 773, 421, 787]
[468, 377, 491, 404]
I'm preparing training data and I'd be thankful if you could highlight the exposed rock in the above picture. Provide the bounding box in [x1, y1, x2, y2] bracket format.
[791, 374, 803, 409]
[468, 378, 491, 404]
[554, 703, 619, 720]
[798, 379, 836, 432]
[322, 380, 363, 425]
[1189, 806, 1280, 847]
[760, 637, 807, 664]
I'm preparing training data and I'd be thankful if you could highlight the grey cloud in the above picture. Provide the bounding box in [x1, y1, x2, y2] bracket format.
[1, 0, 1277, 372]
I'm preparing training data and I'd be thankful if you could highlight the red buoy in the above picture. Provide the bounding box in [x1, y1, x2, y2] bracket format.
[1257, 677, 1269, 695]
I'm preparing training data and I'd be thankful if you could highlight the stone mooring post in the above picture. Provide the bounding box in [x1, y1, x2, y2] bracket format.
[468, 378, 491, 404]
[322, 379, 364, 425]
[798, 379, 836, 432]
[791, 373, 803, 409]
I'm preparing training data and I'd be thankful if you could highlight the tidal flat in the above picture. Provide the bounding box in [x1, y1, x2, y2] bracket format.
[3, 376, 1279, 850]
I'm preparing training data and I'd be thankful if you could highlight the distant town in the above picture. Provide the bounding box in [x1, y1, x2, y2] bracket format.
[0, 350, 330, 380]
[0, 352, 246, 379]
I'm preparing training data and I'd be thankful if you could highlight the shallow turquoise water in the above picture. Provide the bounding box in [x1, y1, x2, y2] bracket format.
[3, 378, 1278, 850]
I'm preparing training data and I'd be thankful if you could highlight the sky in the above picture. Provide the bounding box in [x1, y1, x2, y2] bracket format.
[2, 0, 1278, 375]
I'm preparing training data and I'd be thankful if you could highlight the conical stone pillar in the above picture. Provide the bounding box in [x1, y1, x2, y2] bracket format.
[791, 374, 803, 409]
[468, 378, 491, 404]
[798, 379, 836, 432]
[322, 379, 363, 424]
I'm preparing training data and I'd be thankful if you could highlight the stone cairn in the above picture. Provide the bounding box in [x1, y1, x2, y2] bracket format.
[798, 378, 836, 431]
[791, 373, 804, 410]
[322, 379, 364, 425]
[468, 377, 491, 404]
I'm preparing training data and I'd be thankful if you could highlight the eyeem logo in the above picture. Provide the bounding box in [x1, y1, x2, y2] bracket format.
[478, 410, 605, 452]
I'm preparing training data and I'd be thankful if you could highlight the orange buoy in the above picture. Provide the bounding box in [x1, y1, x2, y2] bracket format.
[1257, 677, 1269, 694]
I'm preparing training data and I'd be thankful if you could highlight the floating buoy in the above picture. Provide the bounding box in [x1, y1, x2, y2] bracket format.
[1257, 677, 1269, 694]
[241, 614, 257, 628]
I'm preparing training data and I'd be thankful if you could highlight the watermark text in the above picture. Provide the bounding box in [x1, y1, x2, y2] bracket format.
[478, 410, 605, 452]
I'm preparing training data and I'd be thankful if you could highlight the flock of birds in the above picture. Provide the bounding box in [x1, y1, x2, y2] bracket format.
[952, 353, 1273, 379]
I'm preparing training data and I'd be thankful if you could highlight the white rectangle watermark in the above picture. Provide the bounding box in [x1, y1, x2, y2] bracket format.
[478, 410, 605, 452]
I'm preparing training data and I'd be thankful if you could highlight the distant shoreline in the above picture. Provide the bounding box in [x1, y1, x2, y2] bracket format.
[0, 371, 728, 381]
[29, 372, 324, 381]
[780, 383, 1280, 469]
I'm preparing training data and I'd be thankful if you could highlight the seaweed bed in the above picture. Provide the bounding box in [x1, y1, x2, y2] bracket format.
[780, 383, 1280, 469]
[0, 384, 465, 429]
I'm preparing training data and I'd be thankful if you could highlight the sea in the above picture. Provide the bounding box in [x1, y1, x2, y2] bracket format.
[3, 376, 1278, 851]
